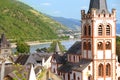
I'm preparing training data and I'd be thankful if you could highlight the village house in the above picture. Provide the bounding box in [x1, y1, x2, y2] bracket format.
[51, 0, 120, 80]
[0, 34, 37, 80]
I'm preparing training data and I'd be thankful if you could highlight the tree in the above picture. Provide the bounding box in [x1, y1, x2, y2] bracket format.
[116, 36, 120, 62]
[48, 40, 66, 52]
[16, 41, 30, 54]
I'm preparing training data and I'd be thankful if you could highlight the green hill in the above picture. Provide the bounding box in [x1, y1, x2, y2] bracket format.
[0, 0, 67, 42]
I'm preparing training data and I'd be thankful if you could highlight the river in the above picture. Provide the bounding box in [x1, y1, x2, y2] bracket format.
[30, 39, 80, 53]
[12, 39, 80, 53]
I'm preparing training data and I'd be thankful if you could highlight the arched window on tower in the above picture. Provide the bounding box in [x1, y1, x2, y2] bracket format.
[83, 42, 87, 50]
[84, 26, 87, 36]
[106, 63, 111, 76]
[88, 26, 91, 36]
[98, 25, 103, 36]
[106, 25, 111, 35]
[97, 42, 103, 50]
[106, 42, 111, 50]
[88, 42, 91, 50]
[98, 64, 104, 77]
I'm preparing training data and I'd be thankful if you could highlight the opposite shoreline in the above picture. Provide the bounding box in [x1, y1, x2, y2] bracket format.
[11, 39, 80, 48]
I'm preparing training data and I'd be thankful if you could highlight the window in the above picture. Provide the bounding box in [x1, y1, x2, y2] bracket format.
[74, 56, 75, 62]
[83, 42, 87, 50]
[88, 75, 92, 80]
[63, 74, 65, 80]
[88, 42, 91, 50]
[106, 42, 111, 50]
[97, 42, 103, 50]
[79, 56, 81, 61]
[98, 64, 104, 77]
[73, 73, 76, 80]
[54, 68, 56, 73]
[69, 55, 71, 62]
[106, 25, 110, 35]
[68, 73, 70, 80]
[88, 26, 91, 36]
[98, 25, 103, 36]
[88, 66, 91, 70]
[84, 26, 87, 36]
[106, 63, 111, 76]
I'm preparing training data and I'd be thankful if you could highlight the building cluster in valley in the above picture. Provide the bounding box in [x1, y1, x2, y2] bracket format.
[1, 0, 120, 80]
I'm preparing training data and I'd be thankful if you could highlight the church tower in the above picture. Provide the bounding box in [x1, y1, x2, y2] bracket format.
[81, 0, 116, 80]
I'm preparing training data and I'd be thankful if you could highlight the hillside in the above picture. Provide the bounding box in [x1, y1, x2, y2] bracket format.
[50, 16, 80, 30]
[0, 0, 67, 42]
[51, 16, 120, 35]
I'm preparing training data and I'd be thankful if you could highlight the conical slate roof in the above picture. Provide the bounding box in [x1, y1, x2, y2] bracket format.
[88, 0, 109, 14]
[0, 34, 10, 48]
[55, 43, 61, 54]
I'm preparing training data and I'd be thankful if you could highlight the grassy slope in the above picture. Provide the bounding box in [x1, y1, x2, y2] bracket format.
[0, 0, 67, 42]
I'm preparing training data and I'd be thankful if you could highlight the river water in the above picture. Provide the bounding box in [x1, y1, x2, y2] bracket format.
[12, 39, 80, 53]
[30, 39, 80, 53]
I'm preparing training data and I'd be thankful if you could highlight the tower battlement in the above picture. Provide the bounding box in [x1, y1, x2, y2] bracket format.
[81, 9, 116, 20]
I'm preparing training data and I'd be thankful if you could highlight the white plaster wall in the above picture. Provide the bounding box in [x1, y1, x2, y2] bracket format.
[71, 71, 82, 80]
[29, 65, 37, 80]
[97, 78, 104, 80]
[51, 58, 56, 63]
[82, 62, 92, 80]
[97, 77, 111, 80]
[44, 56, 52, 69]
[88, 51, 92, 59]
[51, 63, 57, 74]
[83, 50, 87, 58]
[105, 50, 111, 59]
[97, 51, 104, 59]
[106, 78, 112, 80]
[1, 49, 11, 55]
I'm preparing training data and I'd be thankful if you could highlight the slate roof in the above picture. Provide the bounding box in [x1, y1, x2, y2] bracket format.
[0, 65, 30, 79]
[33, 52, 52, 61]
[88, 0, 109, 14]
[55, 43, 61, 53]
[72, 59, 92, 71]
[58, 59, 92, 73]
[15, 55, 37, 65]
[52, 53, 66, 64]
[66, 41, 81, 55]
[15, 53, 52, 65]
[15, 55, 29, 65]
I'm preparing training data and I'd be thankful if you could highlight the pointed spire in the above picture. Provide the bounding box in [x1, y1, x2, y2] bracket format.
[0, 34, 10, 48]
[88, 0, 109, 14]
[1, 34, 7, 44]
[28, 64, 37, 80]
[55, 43, 61, 54]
